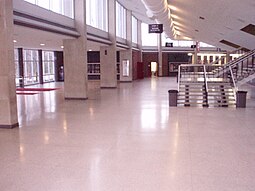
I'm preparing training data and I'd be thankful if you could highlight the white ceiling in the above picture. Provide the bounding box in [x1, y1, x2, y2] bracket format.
[14, 0, 255, 51]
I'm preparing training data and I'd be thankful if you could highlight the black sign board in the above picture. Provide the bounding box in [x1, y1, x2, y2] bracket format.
[165, 42, 173, 47]
[191, 45, 196, 48]
[149, 24, 163, 33]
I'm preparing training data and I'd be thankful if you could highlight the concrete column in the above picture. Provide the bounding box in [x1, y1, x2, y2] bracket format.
[63, 0, 88, 99]
[137, 20, 142, 61]
[226, 52, 231, 63]
[120, 10, 132, 82]
[0, 0, 19, 128]
[100, 0, 117, 88]
[192, 43, 198, 64]
[38, 50, 43, 84]
[18, 48, 24, 87]
[157, 33, 163, 76]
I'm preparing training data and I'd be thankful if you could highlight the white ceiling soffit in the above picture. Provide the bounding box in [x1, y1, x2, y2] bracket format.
[140, 0, 255, 50]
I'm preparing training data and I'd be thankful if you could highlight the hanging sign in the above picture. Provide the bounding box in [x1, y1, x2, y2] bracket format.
[148, 24, 163, 33]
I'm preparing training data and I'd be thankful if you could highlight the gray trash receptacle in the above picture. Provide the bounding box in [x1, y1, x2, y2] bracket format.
[168, 90, 178, 107]
[236, 91, 247, 108]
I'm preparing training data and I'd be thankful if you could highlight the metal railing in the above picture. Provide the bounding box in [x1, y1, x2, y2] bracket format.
[178, 49, 255, 101]
[213, 49, 255, 85]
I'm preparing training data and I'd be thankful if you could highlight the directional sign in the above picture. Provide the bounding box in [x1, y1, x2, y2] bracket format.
[149, 24, 163, 33]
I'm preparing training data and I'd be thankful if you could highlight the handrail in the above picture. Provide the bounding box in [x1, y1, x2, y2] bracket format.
[209, 56, 225, 65]
[212, 49, 255, 68]
[203, 65, 209, 106]
[229, 65, 237, 101]
[203, 65, 208, 92]
[211, 49, 255, 77]
[178, 64, 181, 92]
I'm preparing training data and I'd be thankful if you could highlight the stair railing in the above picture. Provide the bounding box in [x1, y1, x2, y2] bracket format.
[214, 50, 255, 74]
[229, 65, 237, 101]
[203, 65, 209, 107]
[220, 50, 255, 84]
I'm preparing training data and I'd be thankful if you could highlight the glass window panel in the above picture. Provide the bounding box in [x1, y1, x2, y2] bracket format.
[25, 0, 74, 18]
[132, 16, 138, 43]
[24, 0, 36, 4]
[86, 0, 108, 31]
[38, 0, 50, 9]
[116, 2, 127, 38]
[141, 23, 157, 46]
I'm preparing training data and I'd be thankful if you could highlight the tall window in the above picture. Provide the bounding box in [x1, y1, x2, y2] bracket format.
[23, 49, 39, 85]
[14, 49, 20, 86]
[24, 0, 74, 18]
[132, 16, 138, 44]
[116, 2, 126, 39]
[43, 51, 55, 82]
[86, 0, 108, 31]
[142, 23, 157, 46]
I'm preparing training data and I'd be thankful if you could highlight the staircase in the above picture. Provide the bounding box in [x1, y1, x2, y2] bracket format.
[177, 49, 255, 107]
[178, 81, 207, 107]
[207, 81, 236, 107]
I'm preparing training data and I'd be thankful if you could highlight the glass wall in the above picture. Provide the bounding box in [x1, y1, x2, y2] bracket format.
[86, 0, 108, 31]
[116, 2, 127, 39]
[24, 0, 74, 18]
[23, 49, 40, 85]
[142, 23, 157, 46]
[43, 51, 55, 82]
[132, 16, 138, 44]
[142, 23, 215, 48]
[14, 49, 20, 86]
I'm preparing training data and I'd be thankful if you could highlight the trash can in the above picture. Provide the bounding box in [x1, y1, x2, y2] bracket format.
[168, 90, 178, 107]
[19, 77, 24, 88]
[236, 91, 247, 108]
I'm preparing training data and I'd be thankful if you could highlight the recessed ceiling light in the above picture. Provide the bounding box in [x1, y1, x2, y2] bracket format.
[188, 53, 193, 56]
[13, 40, 17, 43]
[61, 46, 64, 49]
[88, 49, 92, 51]
[40, 43, 45, 46]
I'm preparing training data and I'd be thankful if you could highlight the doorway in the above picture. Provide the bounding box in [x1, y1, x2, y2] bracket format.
[151, 62, 157, 77]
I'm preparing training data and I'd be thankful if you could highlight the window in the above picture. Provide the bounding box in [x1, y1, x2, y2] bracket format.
[132, 16, 138, 44]
[43, 51, 55, 82]
[23, 49, 39, 85]
[86, 0, 108, 31]
[142, 23, 157, 46]
[116, 2, 126, 39]
[14, 49, 20, 86]
[24, 0, 74, 18]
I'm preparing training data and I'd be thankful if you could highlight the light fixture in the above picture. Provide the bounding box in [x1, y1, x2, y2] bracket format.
[88, 49, 92, 51]
[169, 5, 178, 11]
[188, 53, 193, 56]
[40, 43, 45, 46]
[13, 40, 17, 43]
[171, 14, 179, 19]
[61, 46, 64, 49]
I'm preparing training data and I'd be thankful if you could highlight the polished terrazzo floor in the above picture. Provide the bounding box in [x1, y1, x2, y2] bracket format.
[1, 77, 255, 191]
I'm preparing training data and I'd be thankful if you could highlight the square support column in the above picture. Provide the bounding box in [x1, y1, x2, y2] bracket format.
[63, 0, 88, 99]
[63, 38, 88, 99]
[100, 0, 117, 88]
[0, 0, 19, 128]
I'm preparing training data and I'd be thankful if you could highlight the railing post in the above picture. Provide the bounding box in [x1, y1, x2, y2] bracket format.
[178, 65, 181, 92]
[229, 66, 237, 101]
[203, 65, 209, 107]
